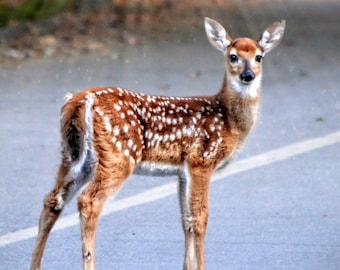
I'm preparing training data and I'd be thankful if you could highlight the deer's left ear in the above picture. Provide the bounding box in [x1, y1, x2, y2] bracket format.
[205, 17, 232, 53]
[258, 20, 286, 55]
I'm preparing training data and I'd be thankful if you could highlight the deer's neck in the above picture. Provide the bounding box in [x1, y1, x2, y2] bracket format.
[217, 75, 260, 138]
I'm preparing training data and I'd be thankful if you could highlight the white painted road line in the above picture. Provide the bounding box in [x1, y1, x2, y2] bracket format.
[1, 130, 339, 248]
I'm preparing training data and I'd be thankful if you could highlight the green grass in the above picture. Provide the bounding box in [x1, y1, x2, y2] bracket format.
[0, 0, 72, 27]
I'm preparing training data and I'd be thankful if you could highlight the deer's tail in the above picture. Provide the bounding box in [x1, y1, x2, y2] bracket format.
[60, 92, 96, 184]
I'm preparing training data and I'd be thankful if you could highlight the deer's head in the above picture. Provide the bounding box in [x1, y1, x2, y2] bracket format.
[205, 17, 285, 97]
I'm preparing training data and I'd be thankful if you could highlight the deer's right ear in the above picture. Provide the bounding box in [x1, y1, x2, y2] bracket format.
[205, 17, 232, 53]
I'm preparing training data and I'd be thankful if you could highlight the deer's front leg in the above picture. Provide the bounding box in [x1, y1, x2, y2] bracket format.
[180, 163, 212, 270]
[179, 170, 195, 270]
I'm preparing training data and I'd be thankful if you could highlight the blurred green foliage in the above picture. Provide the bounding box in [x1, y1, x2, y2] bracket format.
[0, 0, 73, 27]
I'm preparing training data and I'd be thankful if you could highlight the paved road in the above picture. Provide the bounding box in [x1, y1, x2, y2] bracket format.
[1, 1, 339, 269]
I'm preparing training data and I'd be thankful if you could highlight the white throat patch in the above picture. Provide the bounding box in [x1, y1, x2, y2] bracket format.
[228, 74, 262, 98]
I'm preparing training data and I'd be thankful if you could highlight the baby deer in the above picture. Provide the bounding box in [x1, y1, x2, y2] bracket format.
[30, 17, 285, 270]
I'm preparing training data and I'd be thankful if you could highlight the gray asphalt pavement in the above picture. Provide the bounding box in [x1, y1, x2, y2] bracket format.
[1, 1, 339, 269]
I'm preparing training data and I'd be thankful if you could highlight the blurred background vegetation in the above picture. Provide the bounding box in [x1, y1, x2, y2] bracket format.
[0, 0, 115, 27]
[0, 0, 71, 27]
[0, 0, 214, 27]
[0, 0, 230, 62]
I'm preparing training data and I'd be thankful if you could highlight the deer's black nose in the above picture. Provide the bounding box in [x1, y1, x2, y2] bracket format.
[240, 69, 255, 83]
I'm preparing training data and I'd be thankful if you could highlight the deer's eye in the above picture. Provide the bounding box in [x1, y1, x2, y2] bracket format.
[230, 54, 238, 63]
[255, 55, 263, 63]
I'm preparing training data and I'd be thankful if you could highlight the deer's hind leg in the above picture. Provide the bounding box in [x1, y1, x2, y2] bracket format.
[30, 156, 90, 270]
[78, 152, 134, 270]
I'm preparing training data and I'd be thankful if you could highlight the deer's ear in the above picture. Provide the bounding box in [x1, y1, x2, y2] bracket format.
[258, 20, 286, 55]
[205, 17, 232, 53]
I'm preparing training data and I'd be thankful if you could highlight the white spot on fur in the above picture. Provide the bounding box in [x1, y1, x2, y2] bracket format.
[192, 117, 197, 124]
[114, 104, 121, 111]
[94, 107, 104, 116]
[123, 124, 129, 133]
[116, 141, 122, 151]
[113, 126, 120, 136]
[163, 134, 169, 143]
[183, 126, 193, 137]
[128, 139, 134, 148]
[103, 116, 112, 132]
[124, 149, 130, 157]
[169, 134, 175, 141]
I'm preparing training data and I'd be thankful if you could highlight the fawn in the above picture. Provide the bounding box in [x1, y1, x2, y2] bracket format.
[30, 17, 285, 270]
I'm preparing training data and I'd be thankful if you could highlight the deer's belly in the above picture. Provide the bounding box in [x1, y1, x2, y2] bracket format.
[133, 161, 182, 176]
